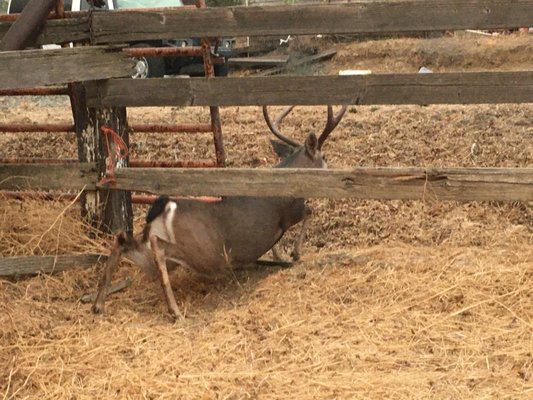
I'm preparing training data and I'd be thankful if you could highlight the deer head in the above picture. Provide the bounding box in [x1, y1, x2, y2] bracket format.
[263, 105, 347, 168]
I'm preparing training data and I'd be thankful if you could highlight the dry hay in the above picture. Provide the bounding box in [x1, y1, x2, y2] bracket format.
[0, 194, 532, 398]
[1, 234, 532, 398]
[0, 195, 108, 258]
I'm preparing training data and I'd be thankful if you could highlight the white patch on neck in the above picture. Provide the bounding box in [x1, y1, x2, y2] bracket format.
[164, 201, 177, 244]
[148, 201, 177, 244]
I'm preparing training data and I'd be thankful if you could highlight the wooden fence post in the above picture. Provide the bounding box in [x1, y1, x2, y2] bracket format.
[95, 107, 133, 234]
[70, 83, 133, 234]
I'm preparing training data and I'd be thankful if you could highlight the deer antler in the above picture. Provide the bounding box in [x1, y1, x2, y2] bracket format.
[318, 105, 348, 149]
[263, 106, 299, 148]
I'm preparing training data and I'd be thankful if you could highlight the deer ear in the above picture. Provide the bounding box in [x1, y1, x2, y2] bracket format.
[270, 139, 294, 159]
[305, 133, 319, 158]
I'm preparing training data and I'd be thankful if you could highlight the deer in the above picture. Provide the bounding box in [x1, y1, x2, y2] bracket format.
[91, 105, 347, 319]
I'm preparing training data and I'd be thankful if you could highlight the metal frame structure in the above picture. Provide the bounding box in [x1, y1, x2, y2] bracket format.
[0, 0, 226, 208]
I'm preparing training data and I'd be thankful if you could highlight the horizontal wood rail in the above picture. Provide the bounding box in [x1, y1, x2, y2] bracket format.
[0, 46, 134, 91]
[0, 15, 89, 46]
[106, 167, 533, 202]
[2, 1, 533, 48]
[85, 72, 533, 107]
[0, 163, 96, 191]
[1, 164, 531, 202]
[90, 1, 533, 43]
[0, 254, 106, 277]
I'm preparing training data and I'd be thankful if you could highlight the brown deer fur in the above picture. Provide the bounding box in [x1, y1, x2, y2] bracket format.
[92, 106, 347, 318]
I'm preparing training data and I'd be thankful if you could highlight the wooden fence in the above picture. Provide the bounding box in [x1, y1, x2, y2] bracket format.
[0, 0, 532, 275]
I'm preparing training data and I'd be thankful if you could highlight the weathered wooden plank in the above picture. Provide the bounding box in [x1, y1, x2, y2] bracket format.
[85, 72, 533, 107]
[0, 46, 134, 91]
[0, 254, 106, 277]
[91, 1, 533, 43]
[0, 163, 97, 191]
[0, 16, 90, 47]
[2, 163, 531, 202]
[101, 167, 533, 202]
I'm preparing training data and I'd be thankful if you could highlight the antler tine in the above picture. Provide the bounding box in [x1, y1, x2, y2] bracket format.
[318, 105, 348, 148]
[263, 105, 299, 147]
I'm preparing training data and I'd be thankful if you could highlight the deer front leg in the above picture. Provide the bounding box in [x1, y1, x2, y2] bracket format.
[149, 236, 183, 320]
[92, 232, 126, 314]
[271, 245, 285, 261]
[291, 206, 312, 261]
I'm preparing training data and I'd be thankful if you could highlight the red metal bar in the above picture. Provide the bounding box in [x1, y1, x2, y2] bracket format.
[0, 122, 212, 134]
[129, 123, 212, 133]
[123, 47, 224, 64]
[0, 158, 216, 168]
[129, 159, 216, 168]
[0, 123, 75, 133]
[114, 6, 196, 12]
[124, 46, 204, 58]
[131, 194, 221, 204]
[0, 87, 69, 96]
[195, 0, 226, 167]
[55, 0, 65, 18]
[1, 191, 221, 204]
[208, 107, 225, 167]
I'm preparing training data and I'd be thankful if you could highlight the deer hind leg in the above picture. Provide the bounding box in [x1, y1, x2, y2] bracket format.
[149, 235, 183, 320]
[92, 232, 127, 314]
[291, 206, 312, 261]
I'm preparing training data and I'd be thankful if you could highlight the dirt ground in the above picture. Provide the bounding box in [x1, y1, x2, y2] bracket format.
[1, 34, 532, 399]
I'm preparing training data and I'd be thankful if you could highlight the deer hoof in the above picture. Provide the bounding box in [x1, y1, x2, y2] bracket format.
[169, 308, 184, 320]
[91, 302, 105, 314]
[291, 251, 301, 262]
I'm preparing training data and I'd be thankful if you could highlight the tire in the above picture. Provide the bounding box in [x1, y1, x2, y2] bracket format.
[131, 43, 165, 79]
[214, 59, 230, 77]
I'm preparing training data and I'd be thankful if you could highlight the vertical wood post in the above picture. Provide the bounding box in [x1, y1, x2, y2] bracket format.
[94, 107, 133, 234]
[70, 82, 99, 229]
[70, 83, 133, 234]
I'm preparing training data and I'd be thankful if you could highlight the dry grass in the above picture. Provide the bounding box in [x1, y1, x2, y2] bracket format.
[0, 197, 532, 399]
[1, 235, 532, 399]
[0, 195, 109, 258]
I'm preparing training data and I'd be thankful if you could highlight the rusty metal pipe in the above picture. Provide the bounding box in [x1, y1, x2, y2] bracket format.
[1, 191, 221, 204]
[55, 0, 65, 18]
[114, 6, 196, 12]
[0, 122, 212, 134]
[123, 47, 224, 64]
[195, 0, 226, 167]
[0, 87, 70, 96]
[129, 159, 216, 168]
[0, 158, 216, 168]
[129, 123, 212, 133]
[0, 123, 75, 133]
[124, 46, 204, 58]
[0, 0, 57, 51]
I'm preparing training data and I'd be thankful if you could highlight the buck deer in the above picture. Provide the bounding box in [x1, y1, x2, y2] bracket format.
[91, 105, 347, 319]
